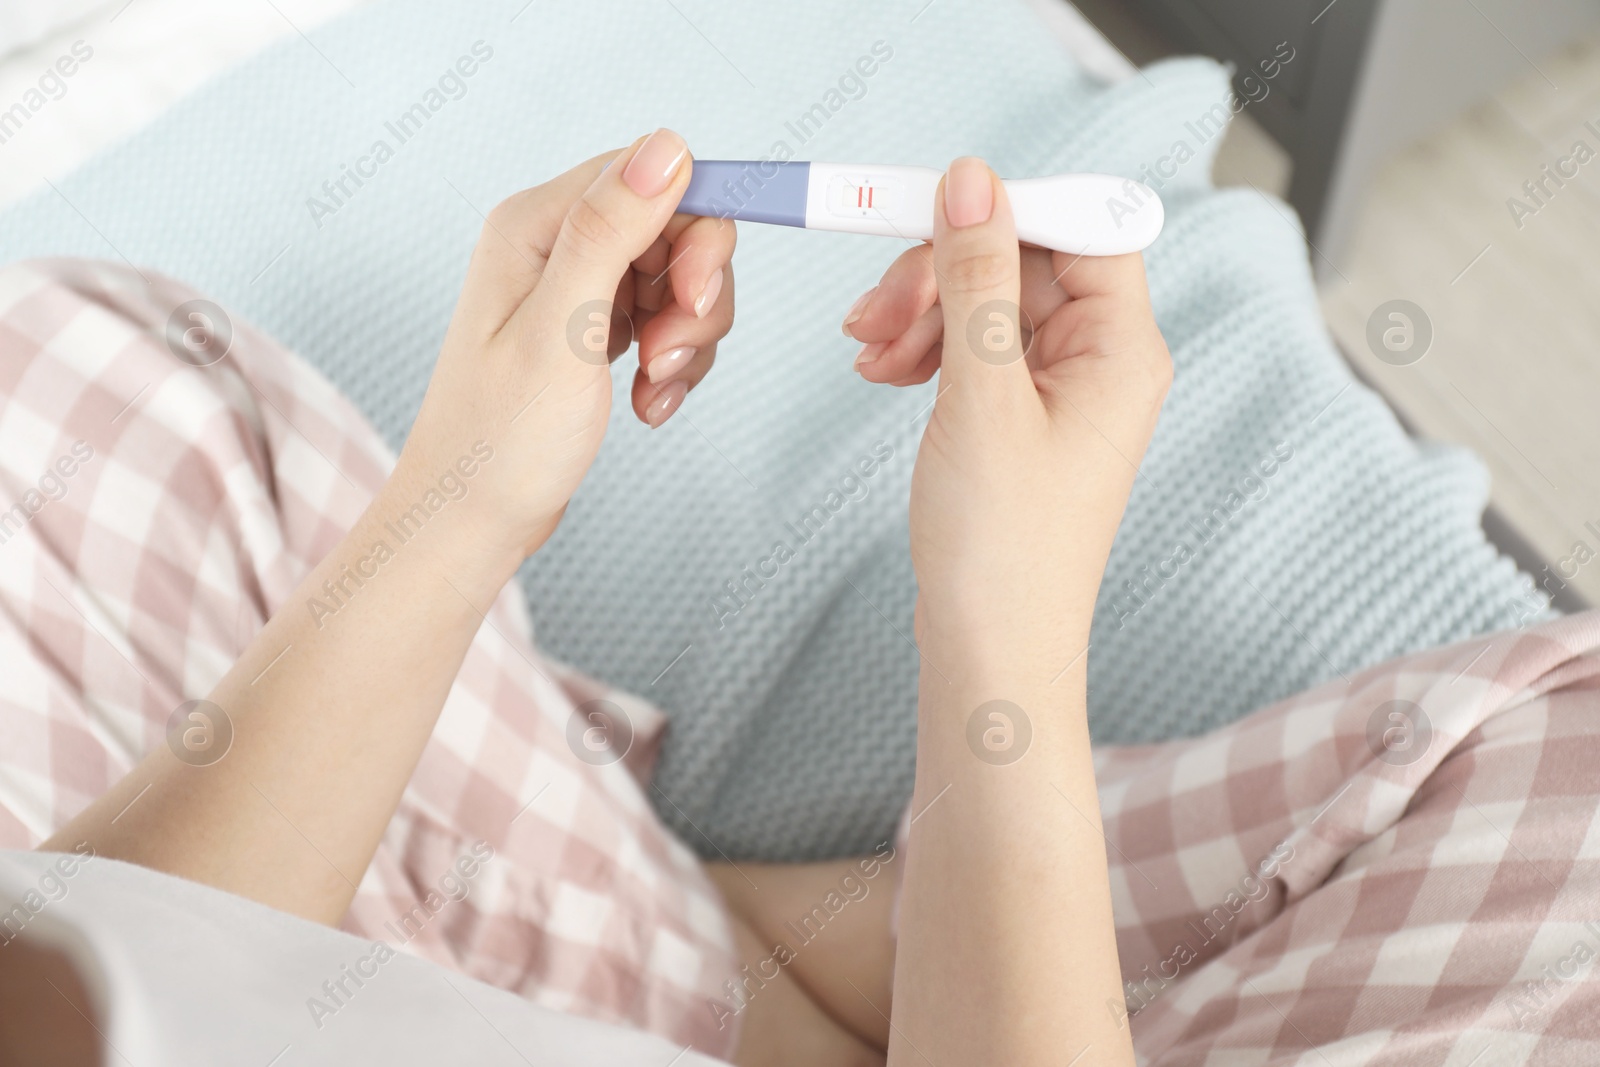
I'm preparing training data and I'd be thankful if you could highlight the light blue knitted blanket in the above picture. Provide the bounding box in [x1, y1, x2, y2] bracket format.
[0, 0, 1547, 860]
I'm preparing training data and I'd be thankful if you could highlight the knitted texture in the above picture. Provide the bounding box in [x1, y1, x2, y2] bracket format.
[0, 0, 1549, 860]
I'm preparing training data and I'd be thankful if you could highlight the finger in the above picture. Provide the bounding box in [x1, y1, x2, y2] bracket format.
[643, 338, 718, 391]
[630, 342, 717, 426]
[842, 244, 938, 343]
[451, 148, 623, 341]
[631, 209, 731, 314]
[855, 302, 943, 384]
[665, 215, 737, 318]
[631, 370, 687, 429]
[930, 157, 1032, 402]
[632, 211, 722, 268]
[508, 128, 693, 376]
[638, 262, 732, 373]
[1050, 249, 1152, 309]
[887, 344, 942, 387]
[845, 244, 1060, 360]
[609, 270, 637, 359]
[631, 234, 673, 313]
[1020, 245, 1070, 321]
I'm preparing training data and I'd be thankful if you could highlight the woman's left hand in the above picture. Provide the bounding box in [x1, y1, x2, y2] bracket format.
[400, 128, 736, 567]
[41, 132, 736, 927]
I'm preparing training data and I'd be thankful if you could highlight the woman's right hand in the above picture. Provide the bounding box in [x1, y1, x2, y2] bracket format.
[871, 161, 1165, 1067]
[397, 128, 737, 574]
[849, 157, 1171, 674]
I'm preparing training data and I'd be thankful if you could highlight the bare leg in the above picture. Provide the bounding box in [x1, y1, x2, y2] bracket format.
[710, 857, 900, 1065]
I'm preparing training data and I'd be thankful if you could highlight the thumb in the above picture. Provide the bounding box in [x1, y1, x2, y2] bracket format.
[510, 128, 692, 374]
[931, 157, 1034, 405]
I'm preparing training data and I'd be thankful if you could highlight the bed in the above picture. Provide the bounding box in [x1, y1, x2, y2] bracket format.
[0, 0, 1545, 863]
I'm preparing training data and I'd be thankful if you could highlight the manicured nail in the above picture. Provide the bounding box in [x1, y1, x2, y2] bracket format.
[841, 287, 876, 337]
[647, 345, 696, 384]
[854, 342, 885, 371]
[694, 269, 723, 318]
[645, 379, 688, 427]
[944, 157, 993, 228]
[622, 129, 687, 198]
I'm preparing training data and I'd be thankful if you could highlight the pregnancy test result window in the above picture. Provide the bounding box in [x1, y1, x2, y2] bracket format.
[828, 175, 903, 219]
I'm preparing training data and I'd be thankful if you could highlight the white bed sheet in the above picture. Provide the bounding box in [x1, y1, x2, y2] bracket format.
[0, 0, 374, 209]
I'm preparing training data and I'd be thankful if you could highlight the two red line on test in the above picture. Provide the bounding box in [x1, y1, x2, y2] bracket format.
[853, 185, 876, 208]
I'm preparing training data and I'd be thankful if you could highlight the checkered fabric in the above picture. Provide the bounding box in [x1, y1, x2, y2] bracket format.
[0, 260, 740, 1058]
[1087, 612, 1600, 1064]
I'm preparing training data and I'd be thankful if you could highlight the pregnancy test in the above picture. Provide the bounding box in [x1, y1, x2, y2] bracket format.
[677, 160, 1163, 256]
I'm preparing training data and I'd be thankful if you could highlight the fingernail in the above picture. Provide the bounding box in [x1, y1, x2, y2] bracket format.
[622, 129, 687, 198]
[645, 379, 689, 427]
[854, 342, 885, 371]
[693, 268, 723, 318]
[841, 287, 876, 337]
[647, 345, 696, 384]
[944, 157, 993, 228]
